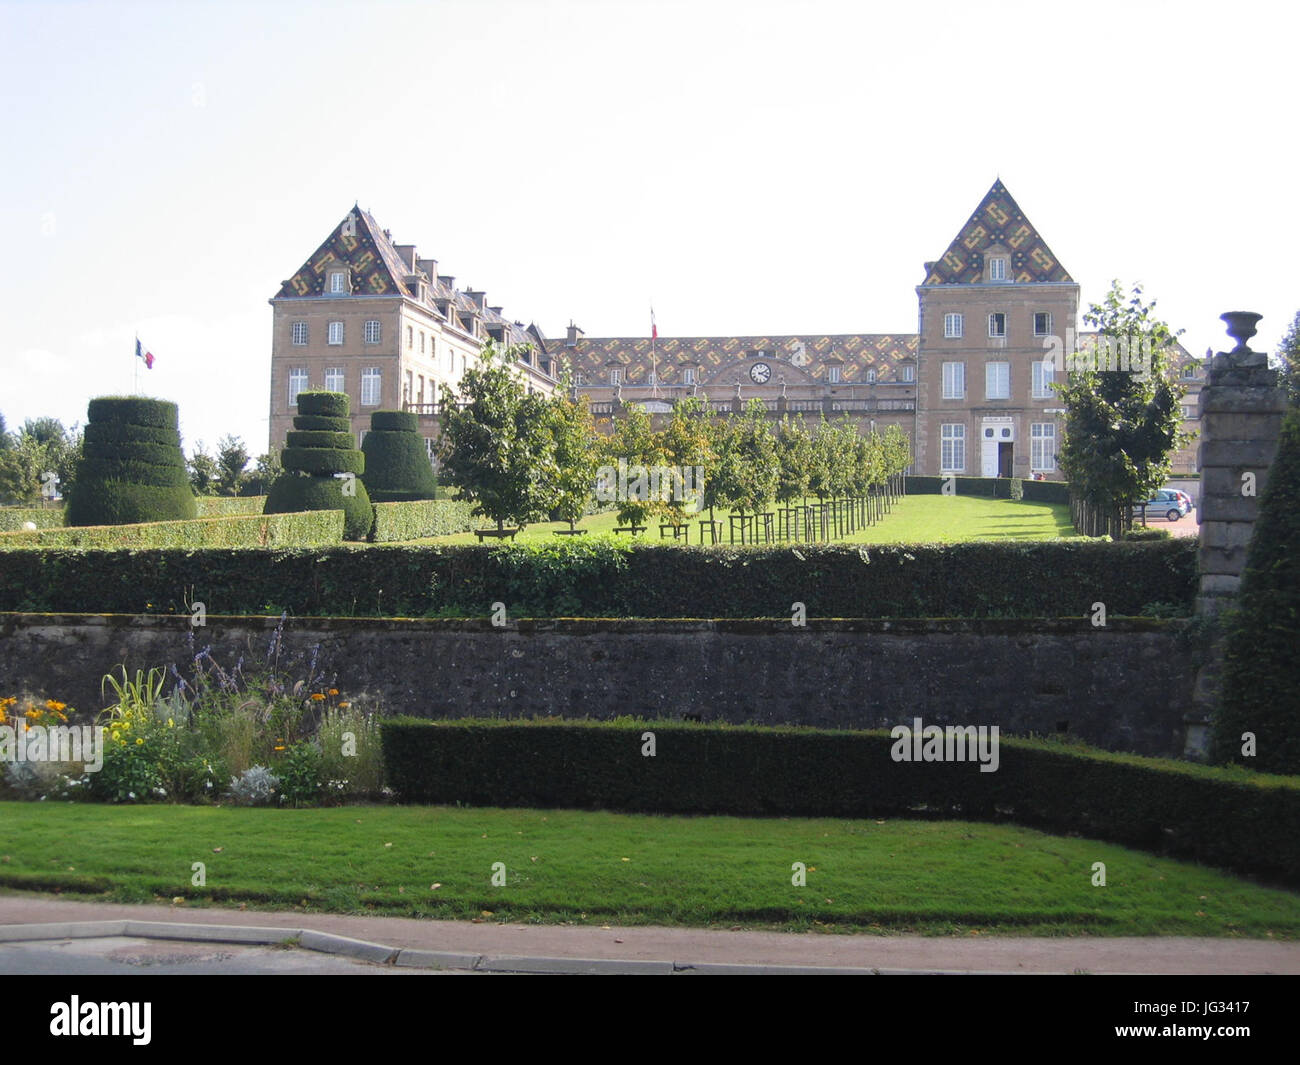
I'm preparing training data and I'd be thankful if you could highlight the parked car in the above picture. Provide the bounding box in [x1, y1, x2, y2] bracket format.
[1131, 489, 1192, 522]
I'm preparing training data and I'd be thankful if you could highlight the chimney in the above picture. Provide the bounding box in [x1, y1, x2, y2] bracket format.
[394, 245, 418, 271]
[438, 275, 456, 291]
[489, 306, 503, 317]
[417, 258, 439, 279]
[566, 322, 584, 347]
[466, 290, 487, 310]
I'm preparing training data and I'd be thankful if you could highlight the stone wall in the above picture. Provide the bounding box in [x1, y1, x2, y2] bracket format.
[0, 613, 1200, 756]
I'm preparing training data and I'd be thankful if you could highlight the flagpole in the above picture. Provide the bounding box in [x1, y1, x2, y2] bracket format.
[650, 304, 658, 399]
[134, 333, 139, 395]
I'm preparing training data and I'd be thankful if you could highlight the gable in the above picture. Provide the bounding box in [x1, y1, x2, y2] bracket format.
[275, 207, 410, 299]
[923, 180, 1072, 286]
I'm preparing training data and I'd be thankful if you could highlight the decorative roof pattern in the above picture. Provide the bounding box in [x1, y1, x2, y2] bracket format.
[923, 180, 1072, 286]
[558, 334, 918, 384]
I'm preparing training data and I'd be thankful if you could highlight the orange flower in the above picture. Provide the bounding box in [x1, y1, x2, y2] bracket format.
[310, 693, 326, 702]
[328, 689, 339, 696]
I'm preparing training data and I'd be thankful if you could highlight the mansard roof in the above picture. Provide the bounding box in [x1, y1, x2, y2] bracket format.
[923, 180, 1073, 286]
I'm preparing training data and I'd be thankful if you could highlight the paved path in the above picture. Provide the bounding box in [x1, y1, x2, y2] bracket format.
[2, 895, 1297, 974]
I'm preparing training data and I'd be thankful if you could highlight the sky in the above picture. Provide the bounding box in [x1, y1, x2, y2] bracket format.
[1, 0, 1296, 455]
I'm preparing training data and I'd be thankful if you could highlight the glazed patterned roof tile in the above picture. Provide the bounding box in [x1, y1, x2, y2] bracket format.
[923, 180, 1073, 286]
[276, 207, 413, 299]
[558, 334, 919, 384]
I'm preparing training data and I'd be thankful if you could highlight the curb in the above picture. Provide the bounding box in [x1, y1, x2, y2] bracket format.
[0, 919, 1056, 975]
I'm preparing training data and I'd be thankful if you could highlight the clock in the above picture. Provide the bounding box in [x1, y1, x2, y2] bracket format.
[749, 362, 772, 384]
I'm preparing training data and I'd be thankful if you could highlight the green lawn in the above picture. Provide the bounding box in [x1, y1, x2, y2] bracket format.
[409, 494, 1080, 546]
[3, 803, 1295, 936]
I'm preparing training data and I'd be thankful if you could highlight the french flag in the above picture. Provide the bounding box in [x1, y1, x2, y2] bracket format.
[135, 337, 155, 369]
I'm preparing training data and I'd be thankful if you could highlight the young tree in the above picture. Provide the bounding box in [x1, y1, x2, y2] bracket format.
[216, 434, 251, 496]
[601, 401, 661, 529]
[436, 341, 556, 533]
[188, 442, 219, 494]
[248, 451, 283, 496]
[656, 395, 714, 527]
[1275, 309, 1300, 409]
[773, 415, 812, 506]
[546, 389, 600, 532]
[711, 399, 778, 525]
[1056, 281, 1191, 537]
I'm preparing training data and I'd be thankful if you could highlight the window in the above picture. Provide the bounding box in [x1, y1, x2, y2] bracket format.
[329, 270, 348, 294]
[327, 321, 343, 345]
[828, 366, 841, 384]
[1182, 364, 1196, 378]
[429, 337, 436, 361]
[989, 257, 1007, 281]
[1033, 312, 1052, 336]
[420, 332, 425, 354]
[417, 376, 425, 405]
[288, 369, 308, 406]
[988, 312, 1007, 338]
[684, 368, 696, 385]
[364, 320, 381, 344]
[407, 326, 414, 350]
[573, 372, 584, 386]
[944, 313, 963, 339]
[361, 368, 381, 406]
[985, 361, 1010, 400]
[405, 371, 414, 403]
[941, 424, 966, 472]
[324, 367, 344, 393]
[1032, 359, 1055, 399]
[647, 370, 657, 387]
[865, 369, 876, 383]
[901, 364, 915, 382]
[1181, 405, 1193, 419]
[1031, 423, 1056, 471]
[610, 368, 621, 385]
[942, 361, 965, 399]
[291, 321, 308, 346]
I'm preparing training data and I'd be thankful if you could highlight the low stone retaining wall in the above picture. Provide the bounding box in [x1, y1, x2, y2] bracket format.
[0, 613, 1201, 756]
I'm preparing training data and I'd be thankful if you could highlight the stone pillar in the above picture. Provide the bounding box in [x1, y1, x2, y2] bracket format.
[1195, 311, 1288, 615]
[1187, 312, 1287, 757]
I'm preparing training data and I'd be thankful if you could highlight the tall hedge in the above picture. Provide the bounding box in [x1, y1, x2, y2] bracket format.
[1213, 407, 1300, 773]
[361, 410, 438, 503]
[265, 391, 372, 540]
[65, 397, 196, 526]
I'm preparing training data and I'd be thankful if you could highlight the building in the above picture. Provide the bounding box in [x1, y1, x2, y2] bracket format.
[269, 184, 1201, 476]
[268, 206, 558, 452]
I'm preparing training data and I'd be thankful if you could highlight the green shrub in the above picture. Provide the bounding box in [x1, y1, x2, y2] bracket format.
[66, 398, 196, 527]
[0, 538, 1198, 618]
[0, 508, 63, 532]
[194, 496, 267, 518]
[291, 415, 352, 433]
[1214, 408, 1300, 774]
[285, 430, 355, 450]
[266, 391, 371, 540]
[1123, 527, 1171, 541]
[0, 510, 343, 549]
[370, 499, 477, 542]
[1009, 477, 1023, 501]
[264, 477, 371, 541]
[380, 718, 1300, 885]
[295, 391, 351, 419]
[277, 741, 323, 806]
[361, 410, 438, 503]
[318, 705, 385, 800]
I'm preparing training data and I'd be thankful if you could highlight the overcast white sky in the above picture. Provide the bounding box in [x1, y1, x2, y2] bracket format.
[1, 0, 1296, 454]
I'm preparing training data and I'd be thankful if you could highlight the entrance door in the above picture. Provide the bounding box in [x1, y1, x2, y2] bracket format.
[980, 429, 999, 477]
[998, 442, 1013, 478]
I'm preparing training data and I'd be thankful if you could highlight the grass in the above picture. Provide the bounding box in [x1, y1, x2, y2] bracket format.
[2, 802, 1297, 936]
[405, 494, 1081, 546]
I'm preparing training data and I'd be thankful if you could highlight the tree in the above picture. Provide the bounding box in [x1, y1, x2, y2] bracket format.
[711, 399, 778, 522]
[246, 451, 283, 496]
[1056, 281, 1191, 537]
[656, 396, 714, 527]
[436, 341, 556, 533]
[546, 389, 600, 532]
[773, 415, 812, 506]
[361, 411, 438, 502]
[264, 391, 372, 540]
[188, 442, 219, 495]
[216, 434, 251, 496]
[66, 398, 195, 525]
[1212, 408, 1300, 773]
[1275, 310, 1300, 409]
[0, 412, 9, 450]
[601, 401, 661, 529]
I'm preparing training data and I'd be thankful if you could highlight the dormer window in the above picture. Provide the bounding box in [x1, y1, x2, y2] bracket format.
[684, 368, 697, 386]
[1181, 364, 1196, 378]
[865, 369, 876, 383]
[329, 269, 349, 294]
[828, 366, 841, 384]
[610, 368, 621, 385]
[988, 257, 1008, 282]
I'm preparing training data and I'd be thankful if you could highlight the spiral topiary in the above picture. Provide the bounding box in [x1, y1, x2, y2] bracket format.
[360, 410, 438, 502]
[264, 391, 372, 539]
[65, 397, 196, 526]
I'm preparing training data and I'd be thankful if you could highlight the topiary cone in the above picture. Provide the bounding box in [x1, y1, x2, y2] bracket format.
[361, 409, 438, 502]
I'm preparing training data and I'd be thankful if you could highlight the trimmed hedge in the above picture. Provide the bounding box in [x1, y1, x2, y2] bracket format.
[194, 496, 267, 517]
[66, 397, 196, 526]
[361, 409, 438, 503]
[1123, 528, 1172, 541]
[0, 510, 343, 549]
[296, 391, 350, 418]
[0, 508, 64, 532]
[267, 391, 371, 540]
[1214, 407, 1300, 774]
[292, 414, 352, 433]
[370, 499, 479, 542]
[379, 719, 1300, 885]
[285, 430, 355, 450]
[905, 475, 1071, 506]
[0, 539, 1198, 618]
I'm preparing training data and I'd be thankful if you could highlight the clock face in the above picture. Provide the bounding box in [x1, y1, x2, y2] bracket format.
[749, 362, 772, 384]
